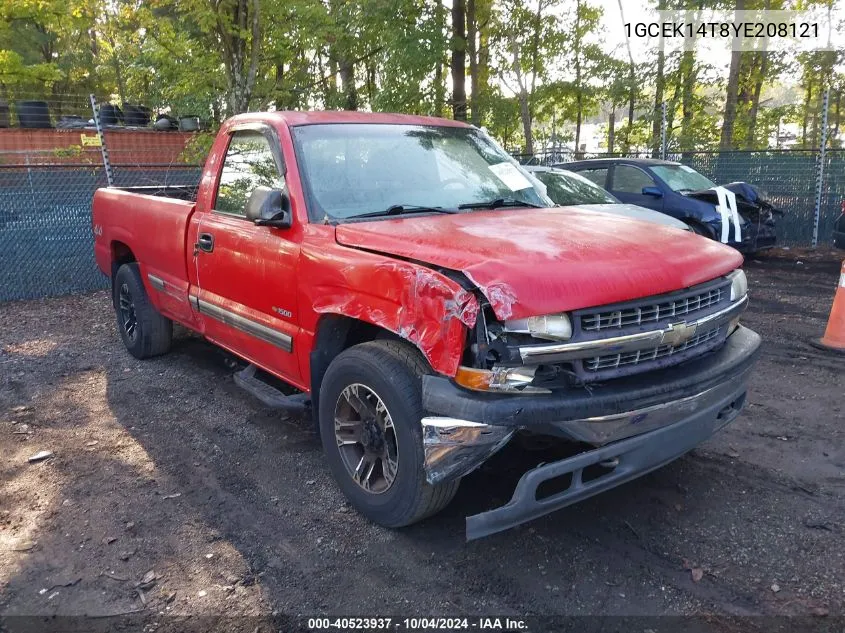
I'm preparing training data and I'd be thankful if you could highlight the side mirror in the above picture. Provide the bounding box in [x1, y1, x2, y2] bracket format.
[642, 185, 663, 198]
[244, 186, 292, 228]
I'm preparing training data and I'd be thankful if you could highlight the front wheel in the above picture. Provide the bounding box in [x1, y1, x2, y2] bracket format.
[318, 340, 459, 528]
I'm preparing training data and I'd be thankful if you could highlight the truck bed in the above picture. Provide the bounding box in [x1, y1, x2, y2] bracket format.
[115, 185, 198, 201]
[92, 187, 197, 324]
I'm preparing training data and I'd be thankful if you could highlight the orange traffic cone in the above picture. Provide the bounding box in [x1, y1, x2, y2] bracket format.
[813, 260, 845, 354]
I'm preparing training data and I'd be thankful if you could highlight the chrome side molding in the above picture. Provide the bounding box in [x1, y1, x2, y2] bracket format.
[189, 295, 293, 352]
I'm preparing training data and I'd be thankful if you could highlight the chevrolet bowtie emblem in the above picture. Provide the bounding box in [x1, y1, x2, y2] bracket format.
[661, 321, 698, 347]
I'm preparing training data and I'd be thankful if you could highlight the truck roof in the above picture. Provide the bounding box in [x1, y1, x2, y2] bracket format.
[229, 110, 473, 128]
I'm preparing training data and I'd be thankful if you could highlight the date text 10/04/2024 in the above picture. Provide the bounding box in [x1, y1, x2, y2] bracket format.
[306, 617, 529, 631]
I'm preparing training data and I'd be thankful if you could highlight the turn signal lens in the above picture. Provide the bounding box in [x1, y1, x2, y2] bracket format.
[454, 366, 495, 391]
[454, 366, 550, 394]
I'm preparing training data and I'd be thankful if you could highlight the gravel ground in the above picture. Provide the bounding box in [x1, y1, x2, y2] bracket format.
[0, 247, 843, 632]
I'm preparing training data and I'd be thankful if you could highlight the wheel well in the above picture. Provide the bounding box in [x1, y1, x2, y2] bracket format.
[111, 241, 136, 277]
[110, 242, 136, 306]
[309, 315, 405, 433]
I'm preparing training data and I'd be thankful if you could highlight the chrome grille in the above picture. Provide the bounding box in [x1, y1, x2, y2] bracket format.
[581, 287, 723, 332]
[584, 326, 722, 372]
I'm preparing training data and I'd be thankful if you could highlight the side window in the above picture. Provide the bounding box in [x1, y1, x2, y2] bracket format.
[214, 131, 282, 216]
[612, 165, 656, 193]
[573, 167, 608, 188]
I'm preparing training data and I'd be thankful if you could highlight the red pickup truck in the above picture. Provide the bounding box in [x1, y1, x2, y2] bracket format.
[92, 111, 760, 539]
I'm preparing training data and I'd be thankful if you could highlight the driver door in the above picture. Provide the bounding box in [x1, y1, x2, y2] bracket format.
[189, 126, 302, 383]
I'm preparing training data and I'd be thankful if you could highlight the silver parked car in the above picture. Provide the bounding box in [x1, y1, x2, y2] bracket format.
[524, 165, 690, 231]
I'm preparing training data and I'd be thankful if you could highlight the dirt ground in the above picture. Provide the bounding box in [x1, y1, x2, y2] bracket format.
[1, 247, 843, 632]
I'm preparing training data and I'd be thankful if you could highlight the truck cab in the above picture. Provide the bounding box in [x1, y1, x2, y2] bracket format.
[93, 112, 760, 539]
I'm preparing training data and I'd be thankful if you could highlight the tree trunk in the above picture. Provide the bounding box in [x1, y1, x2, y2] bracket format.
[509, 32, 533, 154]
[451, 0, 467, 121]
[678, 1, 701, 157]
[366, 60, 376, 107]
[617, 0, 635, 151]
[679, 47, 697, 157]
[518, 91, 533, 155]
[476, 0, 491, 125]
[434, 59, 444, 117]
[719, 0, 744, 149]
[607, 108, 616, 154]
[650, 0, 666, 157]
[339, 60, 357, 110]
[574, 0, 583, 156]
[274, 62, 285, 110]
[467, 0, 479, 124]
[218, 0, 261, 114]
[434, 0, 446, 117]
[746, 52, 768, 149]
[745, 0, 770, 149]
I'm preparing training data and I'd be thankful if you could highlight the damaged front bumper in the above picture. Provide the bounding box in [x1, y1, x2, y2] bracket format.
[421, 325, 761, 539]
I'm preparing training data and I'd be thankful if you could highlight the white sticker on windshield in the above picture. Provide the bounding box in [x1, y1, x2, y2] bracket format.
[680, 165, 696, 173]
[488, 162, 533, 191]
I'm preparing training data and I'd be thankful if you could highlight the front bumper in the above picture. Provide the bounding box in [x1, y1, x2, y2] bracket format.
[733, 221, 777, 253]
[421, 326, 761, 539]
[705, 217, 777, 253]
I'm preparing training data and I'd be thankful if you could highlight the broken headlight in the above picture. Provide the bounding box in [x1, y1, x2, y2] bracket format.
[502, 313, 572, 341]
[728, 269, 748, 301]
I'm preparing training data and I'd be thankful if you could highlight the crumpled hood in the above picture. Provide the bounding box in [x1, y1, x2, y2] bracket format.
[335, 207, 743, 320]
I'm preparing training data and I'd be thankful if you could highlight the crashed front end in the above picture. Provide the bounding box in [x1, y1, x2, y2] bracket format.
[689, 182, 781, 253]
[420, 269, 761, 540]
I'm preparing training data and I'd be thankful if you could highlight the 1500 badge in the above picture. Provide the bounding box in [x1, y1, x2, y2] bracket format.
[272, 306, 292, 318]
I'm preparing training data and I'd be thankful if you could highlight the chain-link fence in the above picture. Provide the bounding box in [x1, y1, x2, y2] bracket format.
[515, 149, 845, 248]
[1, 99, 843, 302]
[0, 98, 202, 302]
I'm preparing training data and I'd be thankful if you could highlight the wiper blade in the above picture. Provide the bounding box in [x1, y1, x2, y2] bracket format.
[458, 197, 545, 210]
[353, 204, 458, 219]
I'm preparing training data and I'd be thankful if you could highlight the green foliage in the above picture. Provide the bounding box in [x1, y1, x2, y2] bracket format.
[180, 131, 218, 165]
[0, 0, 841, 154]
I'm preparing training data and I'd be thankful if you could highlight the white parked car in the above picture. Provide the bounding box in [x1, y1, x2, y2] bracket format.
[524, 165, 690, 231]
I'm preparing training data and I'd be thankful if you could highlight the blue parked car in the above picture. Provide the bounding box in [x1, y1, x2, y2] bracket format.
[561, 158, 779, 253]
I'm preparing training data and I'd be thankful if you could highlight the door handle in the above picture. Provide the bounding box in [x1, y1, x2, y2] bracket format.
[196, 233, 214, 253]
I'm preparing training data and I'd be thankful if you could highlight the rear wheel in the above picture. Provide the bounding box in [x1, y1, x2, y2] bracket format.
[113, 263, 172, 359]
[318, 340, 459, 528]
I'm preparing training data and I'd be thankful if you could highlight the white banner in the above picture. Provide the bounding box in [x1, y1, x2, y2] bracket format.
[713, 186, 742, 244]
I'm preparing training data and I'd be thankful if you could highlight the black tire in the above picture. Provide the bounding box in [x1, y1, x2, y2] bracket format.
[113, 263, 172, 359]
[319, 340, 460, 528]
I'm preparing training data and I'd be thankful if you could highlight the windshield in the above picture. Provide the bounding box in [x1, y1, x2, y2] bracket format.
[534, 169, 618, 205]
[651, 164, 715, 193]
[291, 124, 549, 220]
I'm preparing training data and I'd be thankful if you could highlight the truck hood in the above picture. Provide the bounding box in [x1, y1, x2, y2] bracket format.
[335, 207, 743, 320]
